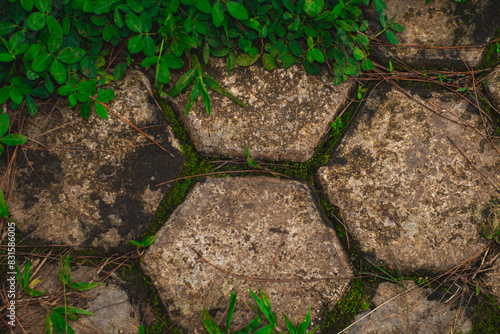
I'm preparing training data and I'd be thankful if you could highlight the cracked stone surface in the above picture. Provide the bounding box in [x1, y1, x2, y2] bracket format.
[318, 84, 499, 273]
[344, 280, 472, 334]
[142, 176, 352, 332]
[7, 70, 184, 252]
[171, 58, 355, 162]
[366, 0, 500, 68]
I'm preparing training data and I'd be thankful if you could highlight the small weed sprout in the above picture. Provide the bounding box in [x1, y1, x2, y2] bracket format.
[330, 117, 344, 137]
[482, 212, 500, 244]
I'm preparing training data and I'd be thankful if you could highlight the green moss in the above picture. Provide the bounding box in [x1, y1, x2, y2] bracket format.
[470, 295, 500, 334]
[320, 279, 368, 333]
[478, 28, 500, 70]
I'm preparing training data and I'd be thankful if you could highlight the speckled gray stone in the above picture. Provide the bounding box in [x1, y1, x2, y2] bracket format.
[142, 176, 352, 332]
[171, 58, 355, 162]
[486, 66, 500, 110]
[8, 70, 184, 251]
[343, 281, 472, 334]
[367, 0, 500, 68]
[318, 84, 499, 273]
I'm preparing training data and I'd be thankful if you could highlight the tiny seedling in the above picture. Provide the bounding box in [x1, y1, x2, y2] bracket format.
[129, 235, 157, 249]
[202, 289, 318, 334]
[244, 148, 261, 169]
[15, 260, 46, 297]
[482, 212, 500, 244]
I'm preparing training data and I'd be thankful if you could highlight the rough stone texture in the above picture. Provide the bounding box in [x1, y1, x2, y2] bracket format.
[366, 0, 500, 68]
[343, 281, 472, 334]
[142, 176, 352, 332]
[486, 66, 500, 110]
[8, 70, 184, 251]
[318, 84, 499, 273]
[15, 265, 147, 333]
[172, 58, 355, 162]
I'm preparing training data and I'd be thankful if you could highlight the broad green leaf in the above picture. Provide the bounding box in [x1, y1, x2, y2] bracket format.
[283, 0, 295, 13]
[140, 56, 157, 68]
[140, 11, 152, 32]
[202, 307, 224, 334]
[127, 0, 143, 12]
[46, 16, 62, 36]
[68, 93, 77, 107]
[236, 53, 260, 66]
[310, 48, 324, 63]
[76, 90, 90, 102]
[113, 63, 127, 80]
[226, 2, 249, 20]
[195, 0, 212, 13]
[0, 185, 8, 217]
[238, 36, 252, 53]
[96, 89, 115, 103]
[21, 0, 34, 11]
[25, 95, 38, 116]
[1, 134, 27, 146]
[128, 35, 144, 54]
[303, 0, 323, 17]
[0, 87, 11, 104]
[203, 41, 210, 64]
[0, 114, 9, 137]
[50, 60, 66, 85]
[157, 60, 170, 84]
[162, 54, 184, 69]
[143, 36, 156, 57]
[212, 2, 225, 27]
[95, 103, 108, 119]
[373, 0, 386, 12]
[0, 53, 14, 62]
[24, 44, 40, 62]
[385, 30, 398, 45]
[391, 22, 405, 33]
[186, 78, 201, 114]
[125, 13, 142, 33]
[48, 35, 63, 53]
[58, 85, 74, 96]
[80, 100, 91, 119]
[302, 59, 319, 75]
[114, 8, 124, 28]
[353, 46, 365, 60]
[141, 235, 157, 247]
[361, 58, 374, 70]
[262, 53, 278, 71]
[168, 67, 196, 97]
[50, 310, 69, 333]
[129, 240, 142, 247]
[27, 12, 46, 31]
[280, 54, 296, 68]
[25, 286, 45, 297]
[58, 47, 85, 64]
[45, 312, 54, 334]
[91, 14, 108, 26]
[34, 0, 52, 13]
[9, 89, 23, 105]
[289, 40, 303, 57]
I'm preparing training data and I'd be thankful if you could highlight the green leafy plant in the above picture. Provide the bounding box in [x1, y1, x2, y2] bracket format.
[15, 260, 46, 297]
[202, 289, 318, 334]
[129, 234, 157, 249]
[0, 0, 402, 117]
[0, 113, 27, 155]
[330, 116, 343, 137]
[44, 255, 101, 333]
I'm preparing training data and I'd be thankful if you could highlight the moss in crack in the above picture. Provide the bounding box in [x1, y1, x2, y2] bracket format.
[320, 279, 369, 333]
[478, 27, 500, 71]
[470, 295, 500, 334]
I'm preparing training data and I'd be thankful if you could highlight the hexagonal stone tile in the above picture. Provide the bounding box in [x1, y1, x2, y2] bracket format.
[142, 176, 352, 332]
[486, 66, 500, 109]
[171, 59, 355, 162]
[343, 281, 472, 334]
[318, 84, 499, 273]
[366, 0, 500, 68]
[8, 70, 184, 251]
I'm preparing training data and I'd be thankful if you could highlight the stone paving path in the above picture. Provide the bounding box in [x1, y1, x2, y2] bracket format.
[3, 0, 500, 333]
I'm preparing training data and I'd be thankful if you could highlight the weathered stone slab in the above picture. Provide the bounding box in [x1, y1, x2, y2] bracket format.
[172, 58, 355, 162]
[16, 264, 148, 333]
[8, 70, 184, 251]
[318, 84, 499, 273]
[366, 0, 500, 68]
[343, 281, 472, 333]
[486, 66, 500, 110]
[142, 176, 352, 332]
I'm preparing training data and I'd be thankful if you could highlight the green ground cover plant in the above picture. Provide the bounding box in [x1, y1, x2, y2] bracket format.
[0, 0, 403, 118]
